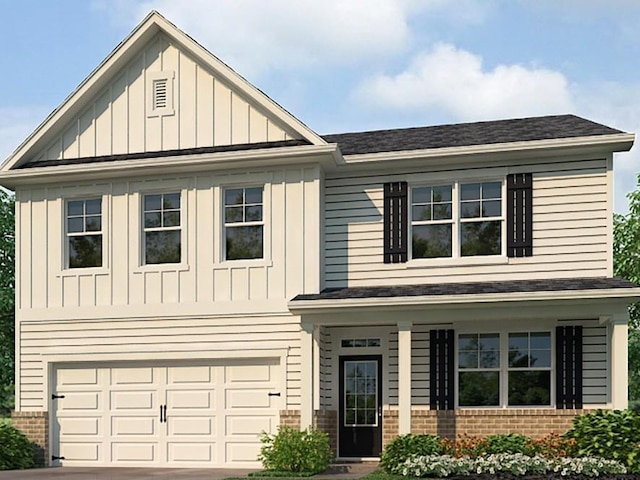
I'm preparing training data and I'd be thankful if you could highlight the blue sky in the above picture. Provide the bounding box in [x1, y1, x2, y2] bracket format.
[1, 1, 640, 212]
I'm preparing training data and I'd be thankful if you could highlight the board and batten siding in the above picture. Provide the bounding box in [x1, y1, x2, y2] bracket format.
[16, 166, 320, 318]
[31, 32, 297, 164]
[18, 315, 302, 410]
[324, 159, 611, 288]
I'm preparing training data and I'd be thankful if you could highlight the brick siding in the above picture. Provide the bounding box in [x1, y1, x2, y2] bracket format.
[11, 411, 49, 466]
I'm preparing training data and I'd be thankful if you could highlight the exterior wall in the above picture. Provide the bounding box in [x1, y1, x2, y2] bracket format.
[15, 165, 321, 410]
[32, 33, 296, 164]
[11, 411, 49, 466]
[409, 409, 584, 439]
[324, 319, 609, 413]
[324, 158, 611, 288]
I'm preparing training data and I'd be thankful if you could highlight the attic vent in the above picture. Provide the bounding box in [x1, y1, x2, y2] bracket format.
[153, 79, 168, 109]
[147, 71, 175, 117]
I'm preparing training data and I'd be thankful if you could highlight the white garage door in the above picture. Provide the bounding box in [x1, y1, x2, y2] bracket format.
[52, 359, 282, 467]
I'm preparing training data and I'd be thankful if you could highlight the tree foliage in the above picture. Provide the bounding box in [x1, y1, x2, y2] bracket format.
[0, 191, 14, 414]
[613, 174, 640, 402]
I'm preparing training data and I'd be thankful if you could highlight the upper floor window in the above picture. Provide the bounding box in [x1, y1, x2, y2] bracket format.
[224, 187, 263, 260]
[67, 198, 102, 268]
[411, 181, 502, 259]
[458, 331, 552, 408]
[143, 193, 181, 264]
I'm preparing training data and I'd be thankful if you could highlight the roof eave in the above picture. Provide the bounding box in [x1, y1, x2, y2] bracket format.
[288, 287, 640, 315]
[0, 144, 342, 188]
[340, 133, 635, 166]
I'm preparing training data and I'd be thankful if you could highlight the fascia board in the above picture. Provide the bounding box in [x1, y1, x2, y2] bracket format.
[0, 144, 340, 188]
[340, 133, 635, 167]
[288, 287, 640, 314]
[2, 11, 326, 172]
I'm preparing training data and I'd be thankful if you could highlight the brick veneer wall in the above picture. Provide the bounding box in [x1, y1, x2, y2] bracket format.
[279, 410, 301, 430]
[410, 409, 585, 438]
[314, 409, 337, 454]
[11, 411, 49, 466]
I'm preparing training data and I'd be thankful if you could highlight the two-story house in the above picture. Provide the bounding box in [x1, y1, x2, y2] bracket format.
[1, 11, 639, 469]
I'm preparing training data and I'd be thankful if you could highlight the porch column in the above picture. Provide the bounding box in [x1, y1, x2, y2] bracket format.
[398, 320, 412, 434]
[300, 322, 315, 429]
[610, 314, 629, 410]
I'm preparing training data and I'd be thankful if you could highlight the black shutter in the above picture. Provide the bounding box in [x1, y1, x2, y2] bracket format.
[556, 325, 583, 409]
[430, 329, 455, 410]
[507, 173, 533, 257]
[383, 182, 408, 263]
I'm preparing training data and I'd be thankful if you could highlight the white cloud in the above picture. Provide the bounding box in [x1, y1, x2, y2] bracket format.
[93, 0, 489, 78]
[352, 43, 574, 121]
[0, 107, 47, 166]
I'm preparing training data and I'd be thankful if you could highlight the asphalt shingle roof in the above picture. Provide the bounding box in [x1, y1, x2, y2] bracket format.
[320, 114, 624, 155]
[291, 277, 638, 302]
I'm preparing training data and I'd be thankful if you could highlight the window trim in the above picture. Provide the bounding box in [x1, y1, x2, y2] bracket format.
[221, 184, 267, 263]
[410, 179, 506, 262]
[63, 196, 107, 272]
[455, 329, 554, 409]
[141, 191, 183, 266]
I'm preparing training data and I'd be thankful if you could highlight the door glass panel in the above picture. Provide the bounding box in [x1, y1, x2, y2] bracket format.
[344, 360, 378, 427]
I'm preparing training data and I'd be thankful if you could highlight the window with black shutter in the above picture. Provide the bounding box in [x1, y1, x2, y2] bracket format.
[383, 182, 408, 263]
[430, 329, 455, 410]
[556, 325, 583, 409]
[507, 173, 533, 257]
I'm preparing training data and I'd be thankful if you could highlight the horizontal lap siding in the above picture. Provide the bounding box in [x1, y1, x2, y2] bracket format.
[19, 315, 301, 410]
[324, 161, 609, 288]
[582, 324, 608, 404]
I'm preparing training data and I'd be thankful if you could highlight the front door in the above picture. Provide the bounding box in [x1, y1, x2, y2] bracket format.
[338, 355, 382, 458]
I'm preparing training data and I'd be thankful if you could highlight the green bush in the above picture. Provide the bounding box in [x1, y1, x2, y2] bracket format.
[565, 409, 640, 472]
[0, 423, 35, 470]
[259, 426, 332, 474]
[380, 434, 448, 474]
[483, 433, 536, 455]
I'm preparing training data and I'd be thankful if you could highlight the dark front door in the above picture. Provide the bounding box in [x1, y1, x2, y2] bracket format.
[339, 355, 382, 457]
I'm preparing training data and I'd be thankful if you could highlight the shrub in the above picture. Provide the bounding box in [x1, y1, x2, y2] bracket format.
[529, 433, 576, 458]
[565, 409, 640, 472]
[259, 426, 332, 474]
[402, 453, 627, 478]
[451, 435, 489, 458]
[0, 423, 35, 470]
[483, 433, 535, 455]
[380, 434, 448, 473]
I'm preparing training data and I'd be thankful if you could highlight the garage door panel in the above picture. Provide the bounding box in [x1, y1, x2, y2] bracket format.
[59, 391, 100, 410]
[58, 368, 98, 386]
[112, 443, 156, 462]
[226, 415, 274, 436]
[110, 390, 155, 410]
[226, 442, 262, 463]
[111, 416, 157, 436]
[167, 366, 213, 384]
[226, 388, 274, 408]
[59, 417, 100, 436]
[169, 417, 214, 436]
[167, 389, 213, 409]
[168, 442, 215, 462]
[60, 442, 100, 462]
[111, 367, 155, 385]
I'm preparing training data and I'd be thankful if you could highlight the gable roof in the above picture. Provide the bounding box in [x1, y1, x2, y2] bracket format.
[321, 114, 625, 155]
[1, 11, 326, 172]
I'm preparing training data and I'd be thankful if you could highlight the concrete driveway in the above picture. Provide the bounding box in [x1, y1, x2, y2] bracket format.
[0, 467, 256, 479]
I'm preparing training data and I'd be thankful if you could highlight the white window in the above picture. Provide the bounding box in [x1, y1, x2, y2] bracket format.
[224, 186, 264, 260]
[143, 193, 181, 264]
[411, 180, 503, 259]
[66, 198, 102, 268]
[457, 331, 552, 408]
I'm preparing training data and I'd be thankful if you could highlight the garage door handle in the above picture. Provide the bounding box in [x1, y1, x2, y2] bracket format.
[163, 404, 167, 422]
[159, 405, 167, 423]
[268, 392, 281, 397]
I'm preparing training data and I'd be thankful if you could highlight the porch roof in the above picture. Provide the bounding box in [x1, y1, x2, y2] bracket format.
[289, 277, 640, 313]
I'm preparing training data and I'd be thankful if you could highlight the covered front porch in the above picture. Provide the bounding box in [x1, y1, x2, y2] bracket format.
[288, 278, 639, 458]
